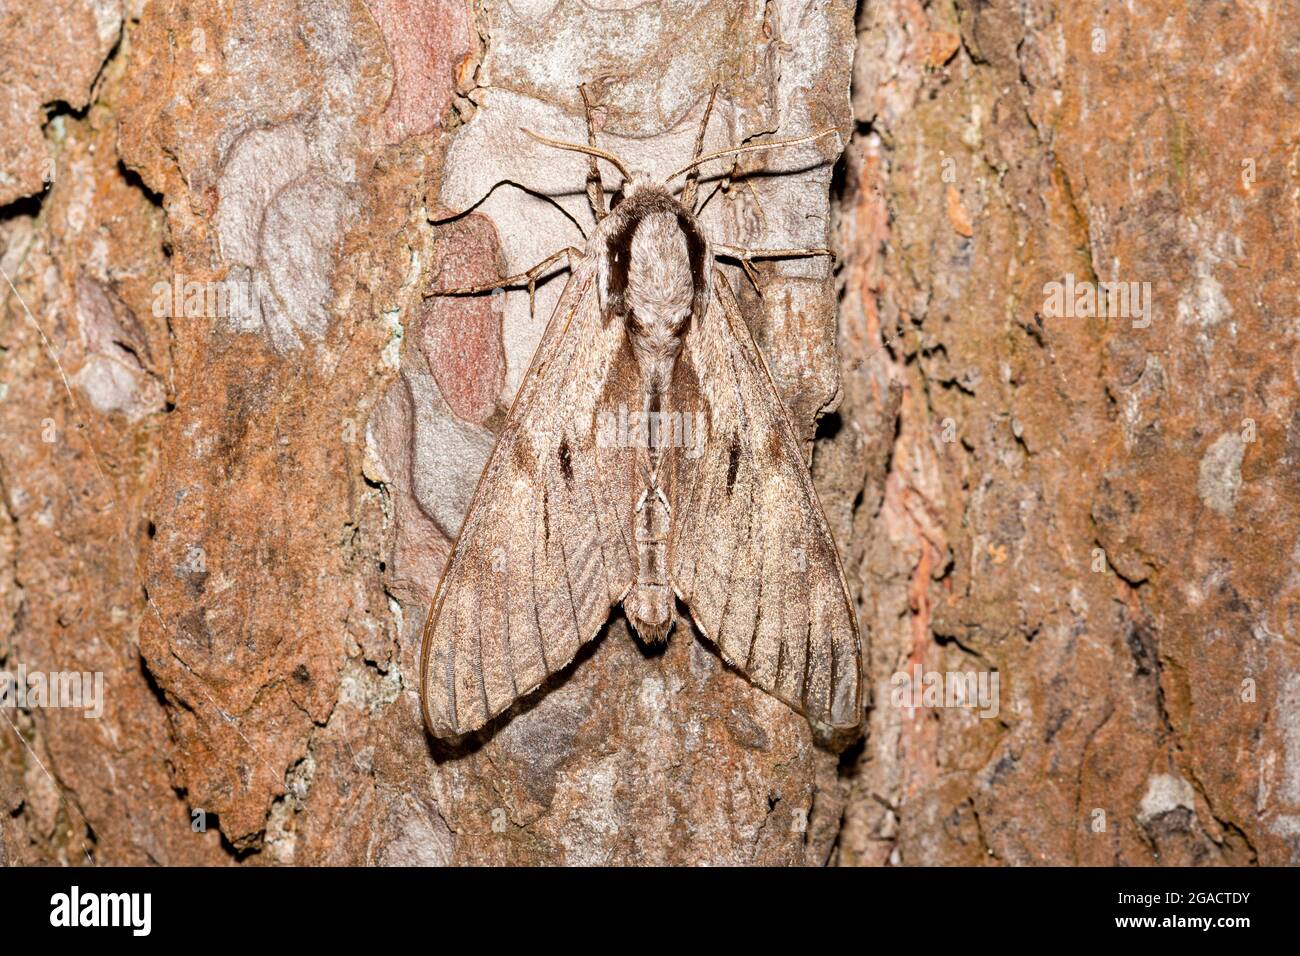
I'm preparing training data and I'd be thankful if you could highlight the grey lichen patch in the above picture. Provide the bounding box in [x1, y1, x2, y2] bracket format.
[264, 751, 317, 865]
[70, 273, 166, 421]
[492, 684, 594, 807]
[1137, 772, 1195, 824]
[215, 124, 355, 353]
[339, 657, 402, 715]
[373, 791, 455, 866]
[1197, 432, 1245, 516]
[405, 365, 496, 539]
[1177, 263, 1233, 330]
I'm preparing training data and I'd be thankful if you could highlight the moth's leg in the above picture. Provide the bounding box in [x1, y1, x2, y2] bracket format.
[579, 85, 606, 223]
[694, 177, 726, 218]
[681, 84, 719, 214]
[739, 259, 765, 297]
[428, 246, 584, 319]
[713, 243, 836, 263]
[718, 243, 831, 298]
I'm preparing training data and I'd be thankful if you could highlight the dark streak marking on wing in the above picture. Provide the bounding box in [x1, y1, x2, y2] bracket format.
[725, 437, 740, 494]
[558, 437, 574, 482]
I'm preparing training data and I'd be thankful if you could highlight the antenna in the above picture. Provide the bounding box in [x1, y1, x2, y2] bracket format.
[521, 128, 633, 183]
[666, 128, 839, 182]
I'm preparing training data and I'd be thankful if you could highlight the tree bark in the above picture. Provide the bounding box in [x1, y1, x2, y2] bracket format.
[0, 0, 1294, 865]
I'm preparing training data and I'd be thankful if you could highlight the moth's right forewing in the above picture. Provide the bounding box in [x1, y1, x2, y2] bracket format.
[420, 258, 638, 739]
[667, 272, 863, 730]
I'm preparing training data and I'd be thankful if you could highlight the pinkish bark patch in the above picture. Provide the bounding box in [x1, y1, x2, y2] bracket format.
[418, 215, 508, 425]
[366, 0, 472, 144]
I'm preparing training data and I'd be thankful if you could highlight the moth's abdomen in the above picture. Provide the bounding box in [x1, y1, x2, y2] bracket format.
[625, 485, 674, 644]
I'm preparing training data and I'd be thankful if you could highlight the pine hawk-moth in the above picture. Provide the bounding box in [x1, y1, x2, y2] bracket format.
[420, 87, 862, 738]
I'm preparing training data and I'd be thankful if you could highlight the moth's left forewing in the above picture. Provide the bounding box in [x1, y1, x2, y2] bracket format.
[420, 259, 640, 738]
[666, 271, 863, 729]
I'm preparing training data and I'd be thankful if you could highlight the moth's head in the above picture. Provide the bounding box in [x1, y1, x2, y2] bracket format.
[616, 171, 656, 202]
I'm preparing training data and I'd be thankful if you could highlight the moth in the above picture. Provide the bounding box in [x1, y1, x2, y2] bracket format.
[420, 87, 862, 738]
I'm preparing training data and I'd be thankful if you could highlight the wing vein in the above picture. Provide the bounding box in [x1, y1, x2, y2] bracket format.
[554, 489, 585, 654]
[475, 599, 490, 721]
[530, 527, 550, 674]
[597, 446, 635, 592]
[584, 451, 623, 601]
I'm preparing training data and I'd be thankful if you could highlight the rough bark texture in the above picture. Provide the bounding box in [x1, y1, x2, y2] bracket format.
[0, 0, 1295, 865]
